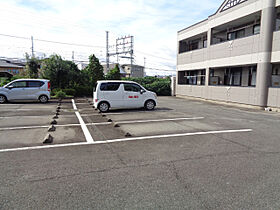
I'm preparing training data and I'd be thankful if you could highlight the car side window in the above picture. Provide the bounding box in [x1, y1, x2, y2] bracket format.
[100, 83, 120, 91]
[28, 81, 44, 87]
[124, 83, 141, 92]
[12, 81, 27, 88]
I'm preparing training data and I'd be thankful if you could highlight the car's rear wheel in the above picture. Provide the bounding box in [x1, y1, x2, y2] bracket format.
[145, 100, 155, 111]
[39, 95, 48, 103]
[0, 95, 7, 104]
[98, 102, 109, 112]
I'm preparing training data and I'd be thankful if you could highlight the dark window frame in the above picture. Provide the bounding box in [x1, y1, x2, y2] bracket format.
[100, 82, 121, 91]
[253, 24, 260, 35]
[11, 81, 27, 88]
[123, 83, 142, 92]
[27, 81, 44, 88]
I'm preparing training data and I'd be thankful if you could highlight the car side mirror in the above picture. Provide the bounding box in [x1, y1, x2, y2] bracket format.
[140, 89, 146, 94]
[7, 85, 13, 90]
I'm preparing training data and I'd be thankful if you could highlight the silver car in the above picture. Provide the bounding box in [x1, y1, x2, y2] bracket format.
[0, 79, 51, 103]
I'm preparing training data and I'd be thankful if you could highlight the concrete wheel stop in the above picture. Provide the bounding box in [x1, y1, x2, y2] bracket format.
[43, 134, 53, 144]
[48, 125, 56, 132]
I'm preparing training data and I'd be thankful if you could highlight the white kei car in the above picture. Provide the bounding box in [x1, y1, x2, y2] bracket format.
[93, 80, 157, 112]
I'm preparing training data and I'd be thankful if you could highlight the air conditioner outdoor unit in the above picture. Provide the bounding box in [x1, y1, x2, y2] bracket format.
[210, 76, 219, 85]
[272, 75, 280, 87]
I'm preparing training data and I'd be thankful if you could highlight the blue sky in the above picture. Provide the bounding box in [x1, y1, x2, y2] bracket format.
[0, 0, 223, 75]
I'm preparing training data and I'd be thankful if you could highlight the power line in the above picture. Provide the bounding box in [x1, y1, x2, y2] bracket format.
[0, 8, 105, 39]
[142, 67, 176, 72]
[136, 50, 175, 61]
[0, 33, 105, 48]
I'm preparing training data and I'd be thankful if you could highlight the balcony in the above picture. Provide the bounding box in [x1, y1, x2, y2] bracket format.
[177, 48, 207, 66]
[208, 34, 260, 61]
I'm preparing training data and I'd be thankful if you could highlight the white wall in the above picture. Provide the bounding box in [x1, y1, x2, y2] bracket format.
[268, 88, 280, 107]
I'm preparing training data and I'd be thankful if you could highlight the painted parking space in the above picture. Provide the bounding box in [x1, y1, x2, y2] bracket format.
[0, 98, 91, 149]
[0, 96, 255, 152]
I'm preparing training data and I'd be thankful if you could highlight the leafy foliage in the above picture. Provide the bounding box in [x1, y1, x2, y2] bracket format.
[83, 54, 104, 87]
[42, 54, 82, 89]
[25, 53, 39, 78]
[55, 90, 66, 99]
[105, 64, 121, 80]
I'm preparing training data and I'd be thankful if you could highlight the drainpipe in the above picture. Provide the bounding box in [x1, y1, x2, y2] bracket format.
[256, 0, 276, 107]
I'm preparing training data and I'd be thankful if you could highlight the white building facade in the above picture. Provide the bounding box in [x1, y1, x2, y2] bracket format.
[177, 0, 280, 108]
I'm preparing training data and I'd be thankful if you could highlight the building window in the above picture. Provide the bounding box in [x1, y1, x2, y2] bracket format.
[186, 71, 197, 85]
[248, 66, 256, 86]
[253, 24, 260, 35]
[276, 9, 280, 31]
[200, 70, 206, 85]
[178, 70, 205, 85]
[189, 40, 199, 51]
[227, 29, 245, 40]
[178, 34, 207, 54]
[203, 39, 207, 48]
[272, 65, 280, 87]
[224, 68, 242, 86]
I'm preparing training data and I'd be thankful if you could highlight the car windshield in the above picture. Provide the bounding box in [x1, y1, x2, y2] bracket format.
[3, 83, 10, 88]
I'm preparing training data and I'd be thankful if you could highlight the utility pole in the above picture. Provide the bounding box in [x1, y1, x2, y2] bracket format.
[144, 57, 146, 76]
[130, 36, 134, 74]
[106, 31, 109, 73]
[106, 34, 134, 76]
[72, 51, 74, 62]
[31, 36, 34, 57]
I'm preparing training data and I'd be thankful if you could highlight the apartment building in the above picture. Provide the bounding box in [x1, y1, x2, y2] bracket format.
[177, 0, 280, 108]
[121, 64, 145, 78]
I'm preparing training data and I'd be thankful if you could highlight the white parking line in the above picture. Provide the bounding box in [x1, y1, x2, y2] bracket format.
[0, 129, 253, 153]
[0, 117, 204, 131]
[72, 99, 94, 143]
[0, 122, 112, 131]
[0, 113, 107, 119]
[115, 117, 204, 124]
[71, 99, 77, 110]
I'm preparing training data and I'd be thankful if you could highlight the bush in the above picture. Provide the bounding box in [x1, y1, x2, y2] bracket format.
[74, 85, 92, 97]
[55, 90, 66, 99]
[51, 88, 61, 96]
[63, 88, 76, 96]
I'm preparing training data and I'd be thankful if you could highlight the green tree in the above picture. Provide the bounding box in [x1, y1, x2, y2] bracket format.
[84, 54, 104, 86]
[105, 64, 121, 80]
[42, 54, 81, 89]
[25, 53, 39, 78]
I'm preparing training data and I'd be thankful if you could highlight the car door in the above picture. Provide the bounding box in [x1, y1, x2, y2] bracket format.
[27, 81, 44, 99]
[7, 81, 28, 100]
[123, 83, 143, 108]
[101, 82, 123, 108]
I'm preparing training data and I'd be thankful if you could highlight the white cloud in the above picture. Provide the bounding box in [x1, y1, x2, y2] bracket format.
[0, 0, 221, 75]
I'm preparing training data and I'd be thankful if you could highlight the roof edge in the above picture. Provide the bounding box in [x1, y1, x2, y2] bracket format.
[178, 18, 208, 34]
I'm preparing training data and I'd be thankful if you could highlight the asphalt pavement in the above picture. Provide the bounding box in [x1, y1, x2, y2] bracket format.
[1, 96, 280, 209]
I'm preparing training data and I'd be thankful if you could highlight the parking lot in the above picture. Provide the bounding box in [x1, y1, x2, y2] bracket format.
[1, 96, 280, 209]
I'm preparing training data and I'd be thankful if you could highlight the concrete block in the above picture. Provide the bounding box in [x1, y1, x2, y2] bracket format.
[48, 125, 56, 132]
[51, 120, 57, 125]
[125, 132, 132, 137]
[43, 134, 53, 144]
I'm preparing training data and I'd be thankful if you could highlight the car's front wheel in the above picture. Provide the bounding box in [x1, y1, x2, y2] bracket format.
[98, 102, 109, 112]
[0, 95, 7, 104]
[145, 100, 155, 111]
[39, 95, 48, 103]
